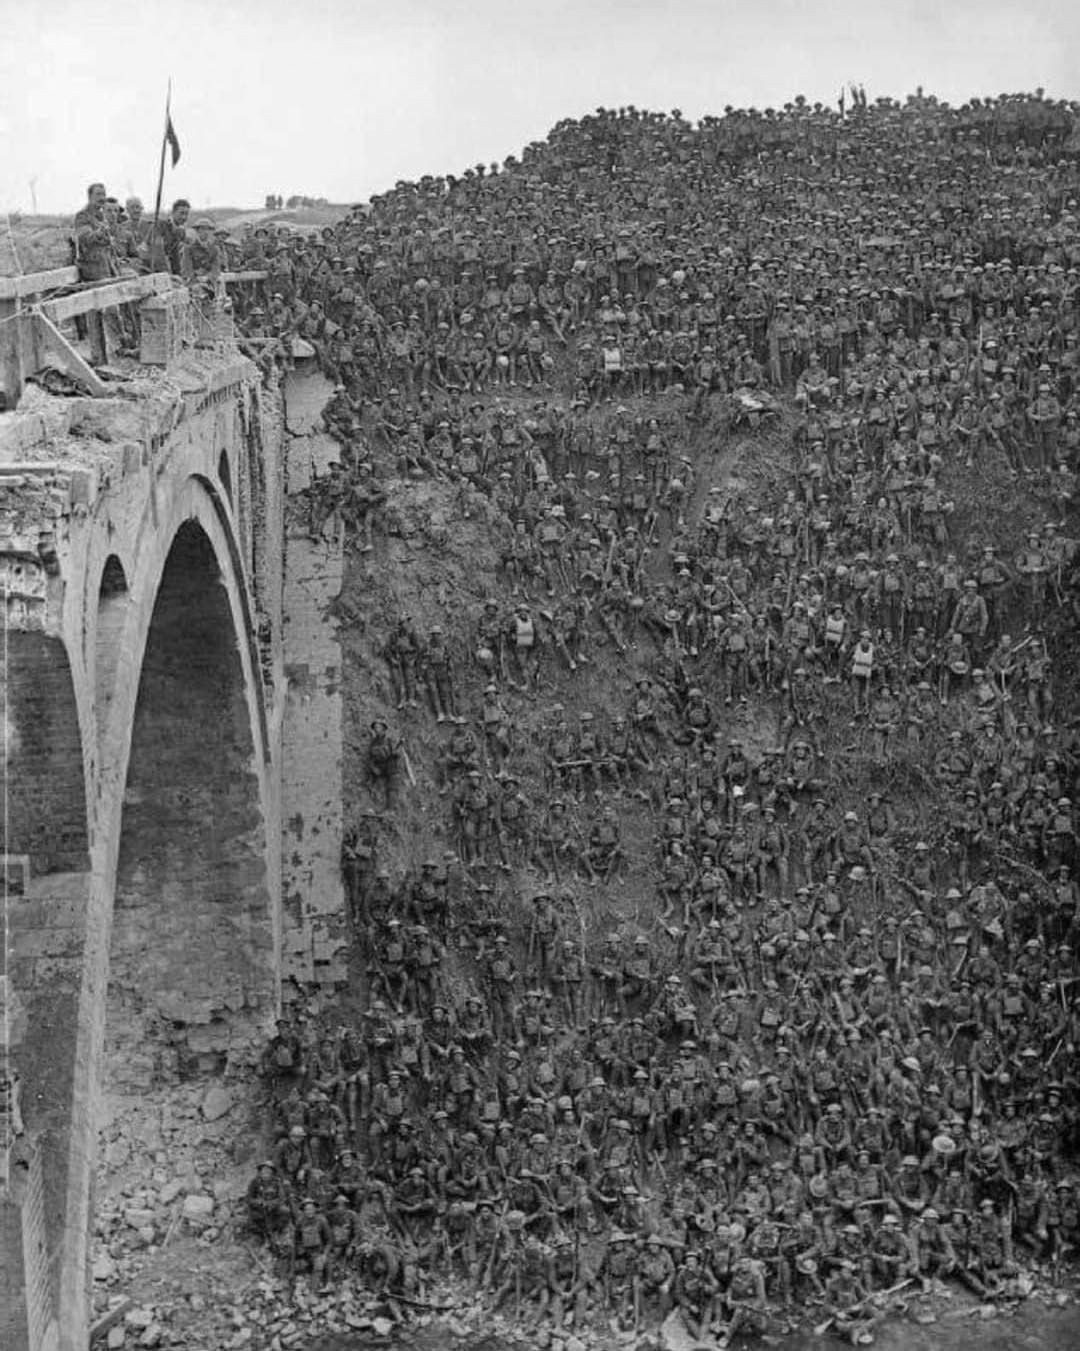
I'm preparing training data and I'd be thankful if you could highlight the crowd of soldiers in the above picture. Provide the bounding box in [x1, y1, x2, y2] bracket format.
[244, 91, 1080, 1345]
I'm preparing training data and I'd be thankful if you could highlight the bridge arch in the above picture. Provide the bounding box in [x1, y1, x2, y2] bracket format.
[56, 473, 280, 1349]
[107, 515, 276, 1075]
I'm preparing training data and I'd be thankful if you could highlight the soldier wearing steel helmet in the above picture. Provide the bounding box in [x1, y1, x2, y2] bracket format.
[181, 215, 221, 290]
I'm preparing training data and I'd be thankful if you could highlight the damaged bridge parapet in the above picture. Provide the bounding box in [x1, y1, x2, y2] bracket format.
[0, 276, 347, 1351]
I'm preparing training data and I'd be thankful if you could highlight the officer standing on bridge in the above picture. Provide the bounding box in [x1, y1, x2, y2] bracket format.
[72, 182, 116, 282]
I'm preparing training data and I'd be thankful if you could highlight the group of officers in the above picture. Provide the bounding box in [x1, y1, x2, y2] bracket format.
[72, 184, 223, 289]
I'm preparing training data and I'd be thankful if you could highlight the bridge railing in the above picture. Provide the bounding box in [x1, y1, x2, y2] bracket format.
[0, 269, 269, 408]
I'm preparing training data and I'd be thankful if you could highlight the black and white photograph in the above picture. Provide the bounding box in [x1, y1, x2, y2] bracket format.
[2, 4, 1080, 1350]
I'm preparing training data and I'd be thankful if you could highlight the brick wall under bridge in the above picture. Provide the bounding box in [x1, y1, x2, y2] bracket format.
[0, 328, 347, 1349]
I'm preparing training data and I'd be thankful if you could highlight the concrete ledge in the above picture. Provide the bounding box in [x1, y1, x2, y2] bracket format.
[40, 274, 175, 325]
[0, 268, 80, 301]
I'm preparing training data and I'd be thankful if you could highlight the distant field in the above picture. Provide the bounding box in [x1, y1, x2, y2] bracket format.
[218, 204, 350, 230]
[0, 214, 73, 276]
[0, 205, 351, 278]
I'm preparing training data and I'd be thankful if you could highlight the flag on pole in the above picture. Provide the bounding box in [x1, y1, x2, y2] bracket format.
[165, 110, 181, 168]
[150, 80, 179, 272]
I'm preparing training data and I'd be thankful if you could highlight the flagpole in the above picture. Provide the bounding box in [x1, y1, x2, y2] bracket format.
[150, 79, 172, 271]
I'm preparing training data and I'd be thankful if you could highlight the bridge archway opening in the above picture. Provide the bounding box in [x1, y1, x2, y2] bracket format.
[106, 518, 275, 1092]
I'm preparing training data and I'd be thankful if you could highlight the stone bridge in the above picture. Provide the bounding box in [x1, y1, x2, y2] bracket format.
[0, 278, 350, 1350]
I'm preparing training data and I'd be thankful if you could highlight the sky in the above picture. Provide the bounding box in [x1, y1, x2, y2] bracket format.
[1, 0, 1078, 216]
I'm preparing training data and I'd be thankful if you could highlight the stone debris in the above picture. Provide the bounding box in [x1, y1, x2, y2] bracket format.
[181, 1192, 215, 1223]
[659, 1310, 698, 1351]
[200, 1084, 233, 1122]
[93, 1252, 117, 1282]
[158, 1178, 185, 1205]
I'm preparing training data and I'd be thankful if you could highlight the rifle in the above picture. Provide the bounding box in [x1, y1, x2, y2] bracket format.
[813, 1276, 914, 1336]
[392, 1291, 459, 1311]
[478, 1231, 500, 1291]
[400, 743, 418, 788]
[602, 531, 618, 586]
[598, 607, 628, 654]
[547, 838, 562, 885]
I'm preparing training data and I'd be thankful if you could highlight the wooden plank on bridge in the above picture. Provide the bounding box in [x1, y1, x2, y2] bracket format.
[0, 310, 109, 404]
[40, 273, 175, 324]
[35, 313, 110, 395]
[0, 267, 80, 301]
